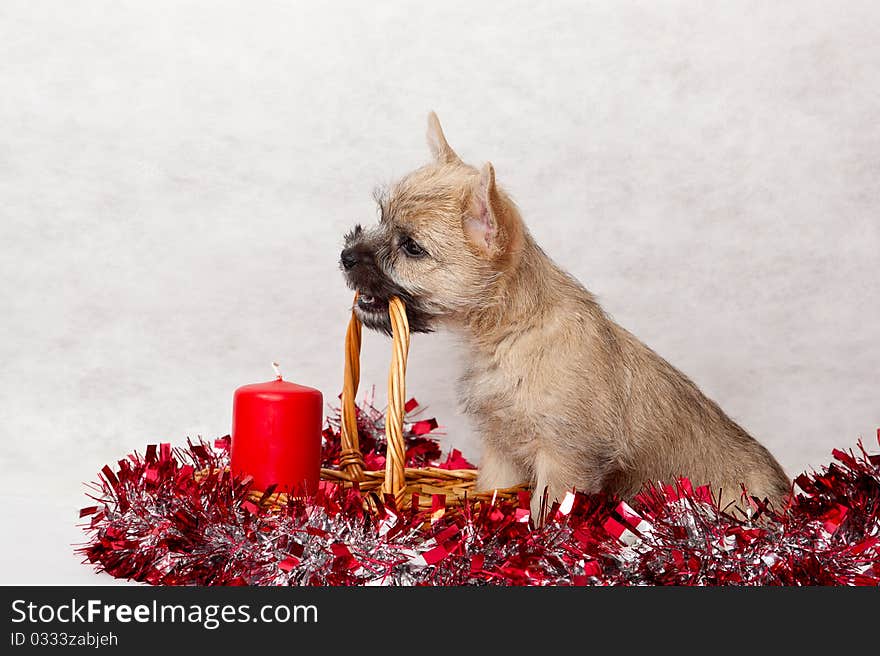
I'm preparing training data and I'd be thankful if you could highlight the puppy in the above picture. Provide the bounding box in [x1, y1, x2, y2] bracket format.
[341, 112, 790, 521]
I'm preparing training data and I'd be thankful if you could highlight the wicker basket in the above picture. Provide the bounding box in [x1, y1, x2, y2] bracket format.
[320, 295, 528, 511]
[216, 294, 529, 512]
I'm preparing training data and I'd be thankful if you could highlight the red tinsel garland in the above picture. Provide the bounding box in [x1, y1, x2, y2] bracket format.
[78, 398, 880, 586]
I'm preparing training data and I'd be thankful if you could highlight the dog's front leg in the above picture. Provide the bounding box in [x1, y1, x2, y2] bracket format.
[531, 449, 588, 526]
[532, 451, 563, 526]
[476, 441, 525, 493]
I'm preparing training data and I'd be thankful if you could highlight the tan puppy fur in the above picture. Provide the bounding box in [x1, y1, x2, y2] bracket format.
[341, 113, 790, 521]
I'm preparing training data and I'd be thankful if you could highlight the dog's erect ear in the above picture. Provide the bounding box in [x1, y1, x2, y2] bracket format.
[464, 162, 511, 256]
[426, 112, 460, 164]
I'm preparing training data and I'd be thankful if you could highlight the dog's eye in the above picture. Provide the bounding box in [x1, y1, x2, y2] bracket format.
[401, 237, 427, 258]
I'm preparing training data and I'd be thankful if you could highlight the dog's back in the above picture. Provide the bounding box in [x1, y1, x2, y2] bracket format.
[604, 318, 790, 508]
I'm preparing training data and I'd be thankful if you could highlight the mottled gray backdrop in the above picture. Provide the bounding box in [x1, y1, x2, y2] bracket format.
[1, 1, 878, 583]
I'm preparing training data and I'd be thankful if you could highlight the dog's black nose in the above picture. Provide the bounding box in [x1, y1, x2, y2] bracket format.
[340, 247, 359, 271]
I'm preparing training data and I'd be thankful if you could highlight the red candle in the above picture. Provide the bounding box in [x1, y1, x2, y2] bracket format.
[230, 364, 323, 495]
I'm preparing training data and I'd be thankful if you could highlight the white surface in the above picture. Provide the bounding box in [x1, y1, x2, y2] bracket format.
[1, 1, 878, 584]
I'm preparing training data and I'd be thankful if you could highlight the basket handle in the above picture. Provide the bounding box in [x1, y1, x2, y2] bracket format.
[339, 296, 365, 480]
[340, 294, 410, 501]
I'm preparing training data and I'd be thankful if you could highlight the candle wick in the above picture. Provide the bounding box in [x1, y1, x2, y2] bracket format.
[271, 361, 283, 381]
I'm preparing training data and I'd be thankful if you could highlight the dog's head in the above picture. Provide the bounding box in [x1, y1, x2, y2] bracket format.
[341, 112, 525, 334]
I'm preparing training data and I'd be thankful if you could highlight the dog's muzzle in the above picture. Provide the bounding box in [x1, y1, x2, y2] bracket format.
[339, 228, 435, 335]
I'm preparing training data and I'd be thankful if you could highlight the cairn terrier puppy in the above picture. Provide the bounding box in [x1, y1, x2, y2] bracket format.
[341, 112, 789, 520]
